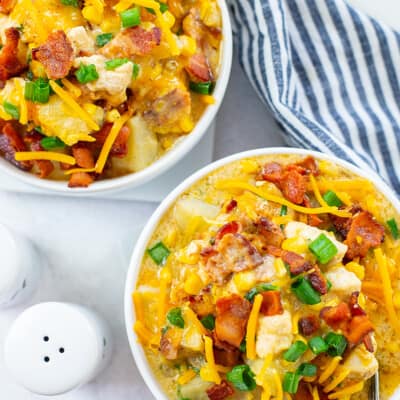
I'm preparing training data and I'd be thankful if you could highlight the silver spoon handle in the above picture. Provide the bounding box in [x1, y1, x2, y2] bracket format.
[369, 373, 380, 400]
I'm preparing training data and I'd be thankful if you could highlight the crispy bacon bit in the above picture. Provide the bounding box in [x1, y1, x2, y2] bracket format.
[206, 380, 234, 400]
[345, 315, 374, 345]
[308, 265, 328, 295]
[254, 217, 284, 248]
[72, 144, 95, 169]
[188, 294, 215, 318]
[296, 156, 319, 175]
[215, 221, 241, 241]
[258, 162, 283, 183]
[205, 234, 263, 284]
[91, 123, 131, 157]
[186, 52, 213, 82]
[320, 303, 351, 331]
[213, 335, 241, 367]
[68, 172, 94, 188]
[100, 26, 161, 58]
[0, 28, 27, 83]
[266, 245, 312, 275]
[159, 329, 181, 360]
[363, 333, 375, 353]
[260, 291, 283, 316]
[25, 131, 54, 178]
[225, 199, 237, 213]
[330, 205, 362, 238]
[303, 195, 323, 227]
[32, 31, 74, 79]
[280, 168, 307, 204]
[0, 122, 31, 170]
[0, 0, 15, 13]
[349, 291, 366, 317]
[215, 294, 251, 347]
[298, 315, 320, 336]
[344, 211, 385, 259]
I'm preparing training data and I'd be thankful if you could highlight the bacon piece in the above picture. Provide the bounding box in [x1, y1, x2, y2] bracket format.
[294, 381, 312, 400]
[349, 291, 366, 317]
[320, 303, 351, 331]
[213, 335, 241, 367]
[72, 144, 95, 169]
[205, 234, 263, 284]
[345, 315, 374, 345]
[260, 291, 283, 316]
[280, 168, 307, 204]
[25, 131, 54, 178]
[215, 221, 240, 241]
[91, 123, 131, 157]
[68, 172, 94, 188]
[206, 380, 234, 400]
[0, 28, 27, 83]
[225, 199, 237, 213]
[266, 245, 313, 275]
[308, 265, 328, 295]
[296, 156, 319, 175]
[186, 52, 213, 82]
[363, 333, 374, 353]
[254, 217, 284, 248]
[100, 26, 161, 58]
[159, 328, 181, 360]
[344, 211, 385, 259]
[258, 162, 283, 183]
[215, 294, 251, 347]
[298, 315, 320, 336]
[188, 294, 215, 318]
[32, 31, 74, 79]
[0, 122, 31, 170]
[0, 0, 15, 13]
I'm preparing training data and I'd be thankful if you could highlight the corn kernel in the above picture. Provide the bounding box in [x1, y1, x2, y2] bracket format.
[179, 35, 197, 56]
[233, 271, 256, 292]
[393, 292, 400, 309]
[162, 10, 175, 28]
[282, 237, 308, 254]
[240, 159, 259, 174]
[184, 272, 204, 295]
[201, 95, 215, 105]
[178, 369, 196, 385]
[82, 6, 103, 24]
[100, 15, 120, 33]
[180, 116, 194, 132]
[30, 60, 46, 78]
[345, 261, 365, 280]
[164, 229, 177, 247]
[358, 292, 366, 308]
[105, 109, 121, 123]
[160, 266, 172, 283]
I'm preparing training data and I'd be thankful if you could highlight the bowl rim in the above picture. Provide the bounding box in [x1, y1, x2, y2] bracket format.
[124, 147, 400, 400]
[0, 1, 233, 195]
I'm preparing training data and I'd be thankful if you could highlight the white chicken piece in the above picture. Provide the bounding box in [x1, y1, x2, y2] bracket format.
[343, 343, 378, 382]
[66, 26, 95, 56]
[325, 266, 361, 297]
[73, 55, 133, 105]
[256, 311, 293, 358]
[284, 221, 347, 264]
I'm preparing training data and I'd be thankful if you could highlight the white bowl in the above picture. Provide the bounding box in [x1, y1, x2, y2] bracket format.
[0, 4, 232, 195]
[124, 147, 400, 400]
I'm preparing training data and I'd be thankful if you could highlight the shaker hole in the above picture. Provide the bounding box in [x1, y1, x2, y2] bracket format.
[59, 347, 65, 353]
[44, 356, 50, 363]
[43, 336, 49, 342]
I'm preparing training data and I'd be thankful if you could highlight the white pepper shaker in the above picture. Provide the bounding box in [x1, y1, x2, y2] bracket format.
[0, 224, 41, 308]
[4, 302, 113, 396]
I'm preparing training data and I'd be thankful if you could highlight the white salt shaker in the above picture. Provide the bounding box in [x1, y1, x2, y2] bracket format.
[0, 224, 41, 308]
[4, 302, 113, 396]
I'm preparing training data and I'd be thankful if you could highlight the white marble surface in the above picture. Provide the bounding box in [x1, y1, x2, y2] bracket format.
[0, 54, 284, 400]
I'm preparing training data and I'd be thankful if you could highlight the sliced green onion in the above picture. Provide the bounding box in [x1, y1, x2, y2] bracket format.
[200, 314, 215, 331]
[239, 340, 246, 353]
[120, 7, 141, 28]
[161, 326, 169, 335]
[147, 241, 170, 265]
[61, 0, 78, 7]
[189, 81, 214, 95]
[387, 218, 399, 240]
[24, 78, 50, 103]
[283, 341, 308, 362]
[308, 234, 338, 264]
[105, 58, 129, 70]
[245, 283, 278, 302]
[280, 205, 288, 216]
[34, 126, 44, 134]
[146, 0, 168, 14]
[291, 277, 321, 305]
[325, 332, 347, 357]
[309, 336, 329, 355]
[322, 190, 343, 207]
[3, 101, 19, 120]
[282, 372, 301, 394]
[327, 279, 332, 292]
[167, 307, 184, 328]
[132, 63, 140, 79]
[75, 63, 99, 84]
[226, 365, 256, 391]
[297, 363, 317, 377]
[96, 33, 113, 47]
[40, 137, 66, 150]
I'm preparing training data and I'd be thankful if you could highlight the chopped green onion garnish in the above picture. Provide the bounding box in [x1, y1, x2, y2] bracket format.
[283, 341, 308, 362]
[239, 340, 246, 353]
[120, 7, 141, 28]
[200, 314, 215, 330]
[226, 365, 256, 391]
[387, 218, 399, 240]
[40, 137, 66, 150]
[96, 33, 113, 47]
[327, 279, 332, 292]
[297, 363, 317, 377]
[325, 332, 347, 357]
[146, 0, 168, 14]
[189, 81, 214, 95]
[166, 307, 184, 328]
[75, 63, 99, 84]
[282, 372, 301, 394]
[309, 336, 329, 355]
[308, 234, 338, 264]
[61, 0, 78, 7]
[322, 190, 343, 207]
[244, 283, 278, 302]
[3, 101, 19, 120]
[147, 241, 170, 265]
[161, 326, 169, 335]
[280, 205, 288, 216]
[291, 277, 321, 305]
[132, 63, 140, 79]
[24, 78, 50, 103]
[105, 58, 129, 70]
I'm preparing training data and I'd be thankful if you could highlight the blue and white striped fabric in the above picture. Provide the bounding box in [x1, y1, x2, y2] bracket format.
[229, 0, 400, 194]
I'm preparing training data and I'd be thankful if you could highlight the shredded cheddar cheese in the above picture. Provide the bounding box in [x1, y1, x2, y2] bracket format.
[319, 356, 342, 384]
[132, 291, 144, 323]
[15, 151, 76, 165]
[157, 278, 168, 332]
[323, 368, 350, 393]
[246, 293, 263, 360]
[256, 353, 272, 385]
[177, 369, 197, 385]
[312, 385, 320, 400]
[184, 307, 207, 335]
[272, 370, 283, 400]
[327, 382, 364, 399]
[61, 78, 82, 98]
[200, 335, 220, 384]
[309, 174, 328, 207]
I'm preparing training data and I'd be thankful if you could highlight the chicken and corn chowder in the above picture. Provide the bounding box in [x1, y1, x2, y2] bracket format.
[0, 0, 222, 187]
[133, 155, 400, 400]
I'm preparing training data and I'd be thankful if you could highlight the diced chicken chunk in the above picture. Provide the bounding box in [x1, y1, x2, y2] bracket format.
[325, 267, 361, 297]
[256, 311, 293, 358]
[284, 221, 347, 264]
[343, 343, 378, 382]
[66, 26, 95, 56]
[74, 55, 133, 106]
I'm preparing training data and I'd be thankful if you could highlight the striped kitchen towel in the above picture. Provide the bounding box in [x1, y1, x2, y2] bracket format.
[229, 0, 400, 194]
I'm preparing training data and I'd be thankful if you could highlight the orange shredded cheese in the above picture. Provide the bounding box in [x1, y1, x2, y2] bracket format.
[200, 335, 220, 384]
[309, 174, 328, 207]
[64, 167, 96, 175]
[184, 307, 207, 335]
[312, 385, 320, 400]
[177, 369, 197, 385]
[157, 278, 168, 332]
[319, 356, 342, 384]
[15, 151, 76, 165]
[132, 292, 144, 322]
[256, 353, 272, 386]
[327, 381, 364, 399]
[246, 293, 263, 360]
[134, 320, 154, 346]
[61, 78, 82, 98]
[272, 370, 283, 400]
[323, 368, 350, 392]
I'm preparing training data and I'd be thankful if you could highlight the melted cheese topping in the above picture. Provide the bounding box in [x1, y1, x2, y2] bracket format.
[200, 335, 220, 384]
[246, 293, 263, 360]
[14, 151, 76, 164]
